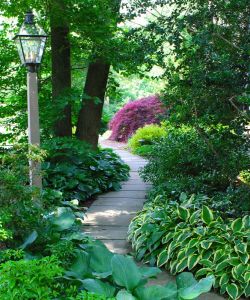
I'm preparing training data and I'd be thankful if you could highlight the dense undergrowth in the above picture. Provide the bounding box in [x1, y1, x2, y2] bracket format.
[128, 121, 250, 300]
[0, 159, 213, 299]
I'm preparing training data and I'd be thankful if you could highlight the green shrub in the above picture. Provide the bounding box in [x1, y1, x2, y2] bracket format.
[0, 169, 46, 244]
[42, 138, 130, 201]
[0, 256, 63, 300]
[128, 124, 166, 156]
[239, 170, 250, 185]
[128, 195, 250, 299]
[141, 124, 250, 195]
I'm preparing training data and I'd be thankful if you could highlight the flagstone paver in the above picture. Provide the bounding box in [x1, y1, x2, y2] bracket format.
[83, 140, 224, 300]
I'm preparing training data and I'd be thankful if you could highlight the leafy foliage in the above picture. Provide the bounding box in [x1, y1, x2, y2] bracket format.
[128, 194, 250, 299]
[128, 124, 166, 156]
[42, 138, 130, 201]
[141, 124, 250, 196]
[109, 95, 167, 142]
[0, 256, 63, 300]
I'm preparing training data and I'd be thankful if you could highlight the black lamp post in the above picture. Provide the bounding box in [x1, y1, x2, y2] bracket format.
[14, 11, 47, 188]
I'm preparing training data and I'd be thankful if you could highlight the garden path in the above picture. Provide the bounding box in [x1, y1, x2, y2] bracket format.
[83, 140, 224, 300]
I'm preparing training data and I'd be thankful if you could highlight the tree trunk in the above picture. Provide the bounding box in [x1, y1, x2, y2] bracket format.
[76, 61, 110, 148]
[51, 0, 72, 137]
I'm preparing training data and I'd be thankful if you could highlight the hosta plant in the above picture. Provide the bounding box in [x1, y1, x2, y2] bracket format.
[65, 240, 214, 300]
[128, 195, 250, 299]
[42, 138, 130, 201]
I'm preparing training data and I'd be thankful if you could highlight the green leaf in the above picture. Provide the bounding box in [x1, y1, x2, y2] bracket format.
[51, 207, 75, 231]
[219, 273, 229, 286]
[188, 255, 200, 269]
[176, 272, 197, 290]
[81, 279, 116, 297]
[175, 257, 188, 273]
[157, 249, 169, 267]
[139, 266, 161, 279]
[66, 250, 90, 279]
[87, 243, 113, 276]
[19, 230, 38, 250]
[116, 290, 137, 300]
[177, 206, 190, 221]
[111, 254, 142, 290]
[179, 275, 215, 299]
[201, 206, 214, 225]
[231, 218, 243, 233]
[135, 284, 177, 300]
[228, 257, 241, 266]
[189, 211, 200, 225]
[226, 283, 239, 300]
[215, 260, 229, 272]
[195, 268, 212, 277]
[239, 252, 249, 264]
[234, 242, 247, 254]
[200, 240, 212, 250]
[199, 259, 213, 268]
[162, 232, 174, 244]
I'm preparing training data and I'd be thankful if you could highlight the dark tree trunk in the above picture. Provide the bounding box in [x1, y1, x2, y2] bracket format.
[51, 0, 72, 137]
[76, 61, 110, 148]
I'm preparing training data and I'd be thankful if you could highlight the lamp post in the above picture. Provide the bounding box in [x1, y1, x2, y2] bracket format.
[14, 11, 47, 188]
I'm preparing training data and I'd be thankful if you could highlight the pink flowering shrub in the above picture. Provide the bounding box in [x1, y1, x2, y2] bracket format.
[109, 95, 167, 142]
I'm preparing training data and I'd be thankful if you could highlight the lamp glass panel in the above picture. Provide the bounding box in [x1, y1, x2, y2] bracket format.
[15, 37, 25, 64]
[20, 36, 45, 64]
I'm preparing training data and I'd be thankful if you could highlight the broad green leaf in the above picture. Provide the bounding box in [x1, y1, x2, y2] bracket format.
[139, 266, 161, 279]
[188, 254, 200, 269]
[177, 206, 190, 221]
[81, 279, 116, 297]
[215, 260, 229, 272]
[189, 211, 200, 225]
[87, 244, 113, 275]
[187, 238, 199, 249]
[200, 240, 212, 250]
[244, 272, 250, 282]
[67, 250, 90, 279]
[111, 254, 142, 290]
[239, 252, 249, 264]
[234, 242, 247, 254]
[195, 268, 212, 277]
[228, 257, 241, 266]
[226, 283, 239, 300]
[162, 232, 174, 244]
[19, 230, 38, 249]
[232, 264, 247, 280]
[219, 273, 229, 286]
[179, 275, 215, 299]
[116, 290, 137, 300]
[201, 206, 214, 225]
[199, 259, 213, 268]
[176, 272, 197, 290]
[231, 218, 243, 233]
[157, 249, 169, 267]
[51, 207, 75, 231]
[135, 284, 177, 300]
[175, 257, 188, 273]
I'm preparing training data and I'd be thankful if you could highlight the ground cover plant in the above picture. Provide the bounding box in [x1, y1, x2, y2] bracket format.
[128, 124, 167, 156]
[109, 95, 167, 142]
[42, 138, 130, 201]
[128, 194, 250, 300]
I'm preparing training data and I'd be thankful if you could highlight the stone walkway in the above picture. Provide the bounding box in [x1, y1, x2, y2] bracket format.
[83, 140, 224, 300]
[84, 140, 150, 254]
